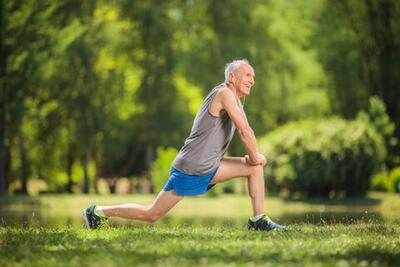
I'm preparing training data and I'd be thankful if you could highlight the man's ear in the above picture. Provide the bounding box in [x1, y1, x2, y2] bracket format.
[230, 72, 236, 84]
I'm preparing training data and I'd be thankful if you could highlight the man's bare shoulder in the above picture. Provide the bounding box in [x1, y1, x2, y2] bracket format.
[215, 86, 236, 103]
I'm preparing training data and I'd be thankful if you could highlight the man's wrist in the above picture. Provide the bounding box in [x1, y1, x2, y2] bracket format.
[245, 154, 260, 165]
[249, 152, 259, 163]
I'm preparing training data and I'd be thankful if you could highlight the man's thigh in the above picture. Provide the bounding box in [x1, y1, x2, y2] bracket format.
[210, 156, 255, 184]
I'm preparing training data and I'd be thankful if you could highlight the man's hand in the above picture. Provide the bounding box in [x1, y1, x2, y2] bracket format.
[257, 153, 267, 166]
[245, 153, 267, 166]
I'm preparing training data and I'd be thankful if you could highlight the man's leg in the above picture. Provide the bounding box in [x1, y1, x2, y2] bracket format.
[98, 190, 183, 222]
[210, 156, 286, 231]
[210, 156, 265, 216]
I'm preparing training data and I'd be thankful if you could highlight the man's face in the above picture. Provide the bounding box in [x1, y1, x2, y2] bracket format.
[232, 64, 255, 96]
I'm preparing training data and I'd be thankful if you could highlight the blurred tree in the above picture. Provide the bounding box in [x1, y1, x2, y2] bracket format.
[248, 0, 329, 131]
[0, 0, 66, 195]
[48, 1, 143, 193]
[30, 1, 98, 194]
[92, 6, 145, 191]
[316, 0, 400, 164]
[118, 0, 194, 173]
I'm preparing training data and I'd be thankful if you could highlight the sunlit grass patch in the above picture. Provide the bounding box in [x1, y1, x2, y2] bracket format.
[1, 223, 399, 267]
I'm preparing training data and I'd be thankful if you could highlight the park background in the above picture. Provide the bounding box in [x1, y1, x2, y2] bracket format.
[1, 0, 399, 197]
[0, 0, 400, 266]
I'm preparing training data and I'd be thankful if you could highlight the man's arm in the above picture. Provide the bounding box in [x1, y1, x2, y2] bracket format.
[218, 88, 263, 165]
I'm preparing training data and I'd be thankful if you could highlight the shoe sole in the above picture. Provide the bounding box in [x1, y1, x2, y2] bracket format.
[82, 208, 91, 229]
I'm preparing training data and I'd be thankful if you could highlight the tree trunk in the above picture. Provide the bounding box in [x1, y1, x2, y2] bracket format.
[107, 177, 117, 194]
[0, 86, 6, 196]
[66, 143, 74, 193]
[18, 131, 29, 195]
[145, 144, 154, 193]
[0, 96, 6, 196]
[77, 93, 90, 194]
[117, 145, 141, 177]
[0, 0, 7, 196]
[92, 145, 99, 194]
[81, 147, 90, 194]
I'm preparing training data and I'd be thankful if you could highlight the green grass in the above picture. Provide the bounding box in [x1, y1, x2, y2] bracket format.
[1, 192, 400, 266]
[1, 223, 399, 267]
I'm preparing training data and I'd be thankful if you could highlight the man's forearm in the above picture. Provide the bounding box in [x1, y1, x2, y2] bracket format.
[238, 127, 259, 162]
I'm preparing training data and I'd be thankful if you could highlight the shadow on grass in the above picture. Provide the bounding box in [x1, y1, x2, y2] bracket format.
[0, 195, 43, 206]
[277, 211, 385, 225]
[0, 209, 391, 228]
[282, 195, 382, 206]
[344, 245, 400, 266]
[0, 193, 384, 207]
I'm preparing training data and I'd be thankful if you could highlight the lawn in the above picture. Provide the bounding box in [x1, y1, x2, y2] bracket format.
[1, 193, 400, 266]
[1, 223, 399, 266]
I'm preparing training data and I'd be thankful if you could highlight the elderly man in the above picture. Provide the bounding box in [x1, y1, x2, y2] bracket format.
[83, 59, 286, 231]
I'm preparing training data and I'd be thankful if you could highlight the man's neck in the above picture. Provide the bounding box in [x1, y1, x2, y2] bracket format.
[226, 83, 242, 99]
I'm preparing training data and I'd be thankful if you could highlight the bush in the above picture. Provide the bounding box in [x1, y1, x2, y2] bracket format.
[259, 117, 386, 197]
[357, 96, 398, 166]
[371, 166, 400, 192]
[150, 147, 178, 193]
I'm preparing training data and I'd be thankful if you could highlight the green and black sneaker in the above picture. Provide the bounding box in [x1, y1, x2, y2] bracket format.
[83, 205, 107, 229]
[247, 215, 286, 231]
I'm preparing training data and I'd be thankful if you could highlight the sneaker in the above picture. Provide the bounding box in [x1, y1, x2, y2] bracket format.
[247, 215, 286, 231]
[83, 205, 107, 229]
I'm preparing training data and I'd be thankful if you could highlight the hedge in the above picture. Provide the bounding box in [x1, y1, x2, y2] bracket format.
[259, 118, 386, 197]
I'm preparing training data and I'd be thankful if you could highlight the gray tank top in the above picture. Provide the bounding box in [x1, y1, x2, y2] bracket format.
[172, 83, 237, 175]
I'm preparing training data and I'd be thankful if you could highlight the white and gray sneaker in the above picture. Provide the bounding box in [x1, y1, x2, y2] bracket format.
[247, 215, 286, 231]
[83, 205, 107, 229]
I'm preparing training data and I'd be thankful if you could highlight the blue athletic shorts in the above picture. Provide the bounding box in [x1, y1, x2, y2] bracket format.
[162, 167, 218, 196]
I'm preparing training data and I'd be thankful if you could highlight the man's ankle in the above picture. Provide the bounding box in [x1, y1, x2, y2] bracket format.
[94, 206, 106, 217]
[250, 213, 264, 222]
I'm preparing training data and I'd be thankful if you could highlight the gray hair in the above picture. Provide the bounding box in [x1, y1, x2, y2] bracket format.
[224, 59, 249, 83]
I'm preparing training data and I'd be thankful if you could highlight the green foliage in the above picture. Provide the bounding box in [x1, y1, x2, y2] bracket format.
[372, 167, 400, 193]
[315, 0, 400, 133]
[260, 118, 386, 197]
[357, 97, 398, 166]
[247, 0, 330, 131]
[150, 147, 178, 193]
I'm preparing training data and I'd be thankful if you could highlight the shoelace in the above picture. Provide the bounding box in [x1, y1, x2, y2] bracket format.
[257, 215, 273, 229]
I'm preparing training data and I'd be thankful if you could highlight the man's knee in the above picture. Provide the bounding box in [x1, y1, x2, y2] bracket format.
[249, 164, 264, 177]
